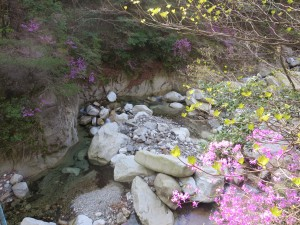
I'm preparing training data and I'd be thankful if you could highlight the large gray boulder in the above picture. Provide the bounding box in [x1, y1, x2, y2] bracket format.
[88, 123, 130, 166]
[154, 173, 181, 210]
[179, 177, 197, 196]
[191, 166, 224, 203]
[21, 217, 56, 225]
[12, 182, 29, 198]
[132, 176, 174, 225]
[163, 91, 185, 102]
[114, 156, 155, 182]
[134, 151, 194, 177]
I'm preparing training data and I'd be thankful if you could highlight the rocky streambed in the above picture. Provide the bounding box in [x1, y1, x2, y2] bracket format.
[2, 90, 218, 225]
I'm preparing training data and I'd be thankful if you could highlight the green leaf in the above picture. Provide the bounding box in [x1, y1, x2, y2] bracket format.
[224, 118, 235, 125]
[275, 113, 283, 120]
[238, 157, 244, 164]
[257, 155, 269, 167]
[171, 146, 181, 157]
[212, 161, 222, 173]
[291, 177, 300, 186]
[270, 206, 282, 217]
[256, 107, 264, 118]
[241, 91, 252, 97]
[160, 11, 169, 18]
[213, 110, 221, 117]
[248, 123, 254, 131]
[187, 156, 197, 165]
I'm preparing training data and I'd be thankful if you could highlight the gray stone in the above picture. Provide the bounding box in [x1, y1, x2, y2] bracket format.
[61, 167, 81, 176]
[114, 155, 154, 182]
[79, 116, 92, 125]
[12, 182, 29, 199]
[132, 105, 153, 116]
[21, 217, 56, 225]
[287, 57, 300, 67]
[93, 219, 106, 225]
[88, 123, 129, 166]
[92, 117, 97, 126]
[124, 103, 133, 112]
[154, 173, 181, 210]
[10, 173, 23, 185]
[191, 166, 224, 203]
[171, 127, 190, 142]
[131, 176, 174, 225]
[89, 126, 100, 136]
[86, 105, 100, 116]
[99, 108, 110, 119]
[179, 177, 197, 196]
[134, 151, 194, 177]
[169, 102, 184, 109]
[74, 160, 89, 171]
[107, 91, 117, 102]
[197, 102, 211, 113]
[74, 215, 93, 225]
[119, 147, 128, 154]
[115, 113, 128, 124]
[157, 123, 169, 133]
[186, 89, 206, 101]
[133, 111, 150, 121]
[144, 121, 157, 130]
[116, 212, 127, 224]
[110, 153, 127, 167]
[163, 91, 185, 102]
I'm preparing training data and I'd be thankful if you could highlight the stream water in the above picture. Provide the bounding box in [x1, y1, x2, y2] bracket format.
[4, 100, 214, 225]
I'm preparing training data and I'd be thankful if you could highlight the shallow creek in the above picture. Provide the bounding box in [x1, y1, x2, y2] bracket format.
[4, 100, 214, 225]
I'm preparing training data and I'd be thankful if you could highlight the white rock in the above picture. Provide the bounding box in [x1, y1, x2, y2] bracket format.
[91, 117, 97, 126]
[86, 105, 100, 116]
[133, 111, 150, 121]
[132, 105, 153, 116]
[124, 103, 133, 112]
[157, 123, 169, 132]
[171, 127, 190, 142]
[12, 182, 29, 198]
[79, 116, 92, 125]
[89, 126, 100, 136]
[132, 176, 174, 225]
[93, 219, 106, 225]
[115, 113, 128, 124]
[10, 173, 23, 185]
[21, 217, 56, 225]
[169, 102, 184, 109]
[163, 91, 185, 102]
[107, 91, 117, 102]
[119, 147, 128, 154]
[99, 108, 110, 119]
[110, 154, 127, 167]
[114, 155, 154, 182]
[154, 173, 181, 210]
[74, 215, 93, 225]
[134, 150, 194, 177]
[191, 166, 224, 203]
[88, 123, 129, 166]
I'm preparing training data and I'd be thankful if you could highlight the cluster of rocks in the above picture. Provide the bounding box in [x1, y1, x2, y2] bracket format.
[0, 172, 29, 202]
[77, 91, 224, 225]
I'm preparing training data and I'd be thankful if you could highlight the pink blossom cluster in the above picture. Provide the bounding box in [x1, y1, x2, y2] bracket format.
[171, 190, 190, 208]
[211, 184, 299, 225]
[22, 107, 41, 117]
[248, 129, 283, 143]
[173, 38, 192, 58]
[21, 20, 40, 32]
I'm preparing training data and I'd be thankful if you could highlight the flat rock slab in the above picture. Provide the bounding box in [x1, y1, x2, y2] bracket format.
[134, 151, 194, 177]
[114, 155, 155, 182]
[21, 217, 56, 225]
[132, 176, 174, 225]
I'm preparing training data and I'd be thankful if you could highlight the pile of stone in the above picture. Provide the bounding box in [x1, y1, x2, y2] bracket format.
[0, 172, 29, 203]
